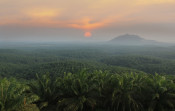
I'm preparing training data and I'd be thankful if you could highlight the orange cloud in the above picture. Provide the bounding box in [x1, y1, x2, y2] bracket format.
[0, 17, 114, 32]
[0, 0, 175, 30]
[25, 8, 59, 19]
[69, 18, 104, 30]
[28, 11, 55, 18]
[68, 17, 118, 31]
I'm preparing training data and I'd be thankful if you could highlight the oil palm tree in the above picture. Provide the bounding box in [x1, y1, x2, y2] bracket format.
[144, 74, 175, 111]
[28, 73, 61, 110]
[110, 73, 143, 111]
[58, 70, 98, 111]
[91, 71, 113, 111]
[0, 78, 26, 111]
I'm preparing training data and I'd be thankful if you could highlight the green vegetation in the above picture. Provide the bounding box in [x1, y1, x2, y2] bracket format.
[1, 44, 175, 110]
[0, 78, 26, 111]
[1, 71, 175, 111]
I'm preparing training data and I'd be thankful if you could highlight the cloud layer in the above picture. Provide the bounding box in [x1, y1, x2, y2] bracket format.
[0, 0, 175, 42]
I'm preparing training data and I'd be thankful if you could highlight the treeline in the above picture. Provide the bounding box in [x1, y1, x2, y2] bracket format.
[2, 47, 175, 78]
[101, 55, 175, 74]
[0, 58, 143, 79]
[1, 71, 175, 111]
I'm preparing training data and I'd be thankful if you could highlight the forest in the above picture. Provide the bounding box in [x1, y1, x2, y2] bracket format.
[1, 43, 175, 111]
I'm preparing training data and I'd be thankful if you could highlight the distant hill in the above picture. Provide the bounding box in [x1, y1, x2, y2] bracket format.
[109, 34, 160, 45]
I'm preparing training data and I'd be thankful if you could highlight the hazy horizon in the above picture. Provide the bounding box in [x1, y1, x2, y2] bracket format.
[0, 0, 175, 42]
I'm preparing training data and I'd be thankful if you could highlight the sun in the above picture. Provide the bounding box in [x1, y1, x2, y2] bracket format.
[84, 32, 92, 37]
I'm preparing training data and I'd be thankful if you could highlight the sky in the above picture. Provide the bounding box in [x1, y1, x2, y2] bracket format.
[0, 0, 175, 42]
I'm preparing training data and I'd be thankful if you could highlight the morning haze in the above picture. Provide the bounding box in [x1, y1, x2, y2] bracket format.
[2, 1, 175, 111]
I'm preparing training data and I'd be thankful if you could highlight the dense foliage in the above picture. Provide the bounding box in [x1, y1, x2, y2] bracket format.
[1, 44, 175, 110]
[1, 71, 175, 111]
[1, 44, 175, 79]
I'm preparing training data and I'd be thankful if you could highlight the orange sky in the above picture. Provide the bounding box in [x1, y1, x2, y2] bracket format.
[0, 0, 175, 41]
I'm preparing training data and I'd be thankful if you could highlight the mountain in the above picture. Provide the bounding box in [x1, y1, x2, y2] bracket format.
[109, 34, 160, 45]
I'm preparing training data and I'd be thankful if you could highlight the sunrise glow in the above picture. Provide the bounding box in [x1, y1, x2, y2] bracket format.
[84, 32, 92, 37]
[0, 0, 175, 41]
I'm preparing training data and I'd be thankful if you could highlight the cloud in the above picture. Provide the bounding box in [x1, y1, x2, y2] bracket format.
[1, 0, 175, 28]
[0, 0, 175, 42]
